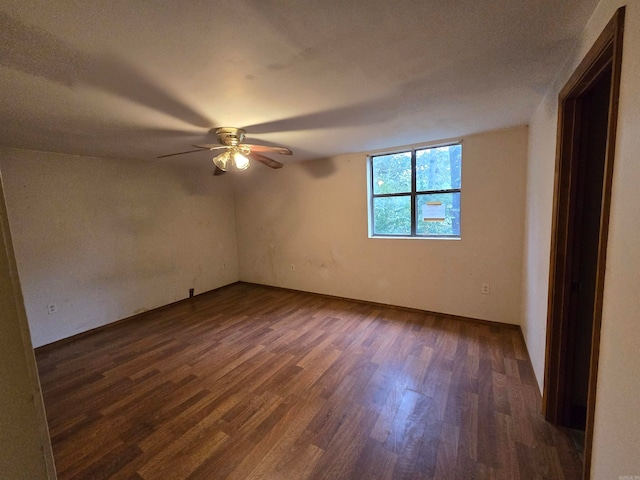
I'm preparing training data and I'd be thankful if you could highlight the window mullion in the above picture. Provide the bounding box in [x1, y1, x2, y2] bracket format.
[372, 192, 412, 199]
[415, 188, 461, 195]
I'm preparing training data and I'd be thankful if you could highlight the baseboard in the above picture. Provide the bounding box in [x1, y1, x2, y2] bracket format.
[34, 281, 242, 354]
[238, 281, 521, 331]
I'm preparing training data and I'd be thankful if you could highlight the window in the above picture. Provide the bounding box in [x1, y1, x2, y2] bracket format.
[369, 143, 461, 238]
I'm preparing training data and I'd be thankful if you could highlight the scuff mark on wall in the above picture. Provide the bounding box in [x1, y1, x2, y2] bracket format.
[267, 241, 278, 284]
[319, 263, 330, 281]
[328, 243, 344, 267]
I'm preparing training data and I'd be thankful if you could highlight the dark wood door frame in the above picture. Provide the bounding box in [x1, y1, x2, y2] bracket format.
[543, 7, 624, 479]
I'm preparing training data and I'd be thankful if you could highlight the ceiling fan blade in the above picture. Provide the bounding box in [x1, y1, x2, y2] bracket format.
[213, 167, 226, 176]
[249, 152, 284, 169]
[245, 144, 292, 155]
[194, 144, 229, 150]
[243, 97, 395, 134]
[157, 148, 209, 158]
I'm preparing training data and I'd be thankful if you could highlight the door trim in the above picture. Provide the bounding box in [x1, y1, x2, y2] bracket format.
[542, 7, 624, 479]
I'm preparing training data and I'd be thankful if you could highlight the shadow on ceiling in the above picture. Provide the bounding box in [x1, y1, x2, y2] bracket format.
[0, 11, 212, 129]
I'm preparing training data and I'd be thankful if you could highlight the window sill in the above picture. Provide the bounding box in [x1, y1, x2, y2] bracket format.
[368, 235, 461, 241]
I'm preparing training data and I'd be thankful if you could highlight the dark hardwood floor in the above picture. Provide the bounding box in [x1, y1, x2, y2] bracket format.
[36, 282, 583, 479]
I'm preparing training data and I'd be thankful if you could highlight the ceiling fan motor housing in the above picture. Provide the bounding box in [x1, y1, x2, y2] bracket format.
[216, 127, 246, 146]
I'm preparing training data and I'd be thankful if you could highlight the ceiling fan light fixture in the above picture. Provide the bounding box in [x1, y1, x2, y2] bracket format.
[212, 150, 231, 171]
[161, 127, 287, 174]
[233, 151, 250, 170]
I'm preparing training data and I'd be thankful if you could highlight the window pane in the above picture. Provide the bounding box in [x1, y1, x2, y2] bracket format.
[416, 192, 461, 237]
[372, 152, 412, 194]
[373, 196, 411, 235]
[416, 144, 461, 191]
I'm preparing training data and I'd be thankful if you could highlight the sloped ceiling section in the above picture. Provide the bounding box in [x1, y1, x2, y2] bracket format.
[0, 0, 598, 164]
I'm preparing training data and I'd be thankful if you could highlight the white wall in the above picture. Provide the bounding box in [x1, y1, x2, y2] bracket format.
[0, 173, 55, 479]
[0, 148, 239, 347]
[521, 1, 640, 478]
[235, 126, 528, 325]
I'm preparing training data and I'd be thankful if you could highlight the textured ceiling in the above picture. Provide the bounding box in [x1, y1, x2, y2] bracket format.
[0, 0, 598, 166]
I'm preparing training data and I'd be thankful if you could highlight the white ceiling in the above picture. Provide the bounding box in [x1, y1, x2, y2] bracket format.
[0, 0, 598, 166]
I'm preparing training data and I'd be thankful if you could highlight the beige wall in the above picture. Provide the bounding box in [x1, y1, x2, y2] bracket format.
[522, 1, 640, 477]
[0, 148, 240, 347]
[0, 173, 55, 478]
[235, 127, 528, 325]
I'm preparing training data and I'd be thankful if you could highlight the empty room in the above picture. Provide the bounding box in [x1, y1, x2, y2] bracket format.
[1, 1, 638, 479]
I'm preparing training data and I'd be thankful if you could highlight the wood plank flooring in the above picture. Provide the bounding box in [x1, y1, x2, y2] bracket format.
[36, 282, 583, 479]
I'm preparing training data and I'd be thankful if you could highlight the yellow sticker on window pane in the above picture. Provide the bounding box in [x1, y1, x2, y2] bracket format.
[422, 202, 445, 222]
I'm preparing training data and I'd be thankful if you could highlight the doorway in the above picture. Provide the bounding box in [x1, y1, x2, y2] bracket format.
[543, 7, 624, 480]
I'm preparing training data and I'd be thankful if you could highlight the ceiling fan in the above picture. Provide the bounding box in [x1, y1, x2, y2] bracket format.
[157, 127, 292, 175]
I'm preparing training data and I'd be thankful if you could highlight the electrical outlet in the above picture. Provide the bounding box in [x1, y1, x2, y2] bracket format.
[290, 264, 296, 272]
[481, 283, 491, 295]
[47, 304, 57, 314]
